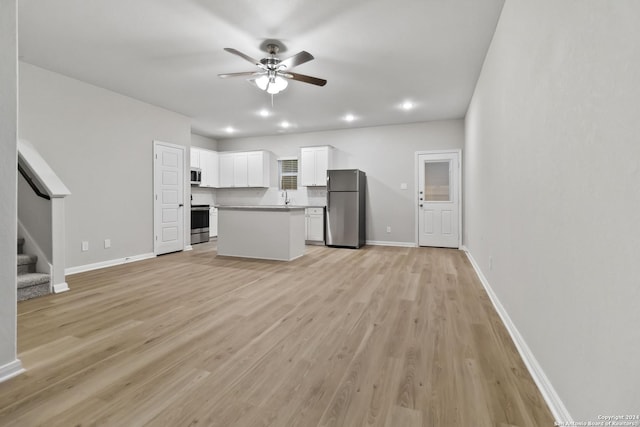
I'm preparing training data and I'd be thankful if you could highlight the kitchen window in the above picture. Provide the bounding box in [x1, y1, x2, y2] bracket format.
[279, 158, 298, 190]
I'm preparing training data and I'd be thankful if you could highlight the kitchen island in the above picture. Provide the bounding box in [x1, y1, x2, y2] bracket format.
[216, 206, 306, 261]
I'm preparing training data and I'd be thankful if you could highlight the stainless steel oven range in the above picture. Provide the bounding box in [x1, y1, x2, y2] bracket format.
[190, 204, 210, 244]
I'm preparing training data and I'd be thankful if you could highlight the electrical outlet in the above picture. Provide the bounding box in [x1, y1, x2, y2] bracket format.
[386, 226, 391, 233]
[81, 241, 89, 252]
[400, 183, 408, 190]
[104, 238, 111, 249]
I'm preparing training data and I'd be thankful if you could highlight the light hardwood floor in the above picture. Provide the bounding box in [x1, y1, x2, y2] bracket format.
[0, 243, 554, 426]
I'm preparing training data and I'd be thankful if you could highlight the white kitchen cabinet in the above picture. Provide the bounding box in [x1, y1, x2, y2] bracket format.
[305, 207, 325, 243]
[209, 207, 218, 237]
[233, 152, 248, 187]
[300, 146, 333, 186]
[219, 153, 234, 188]
[218, 150, 273, 188]
[199, 149, 219, 188]
[190, 149, 200, 169]
[191, 148, 219, 187]
[247, 151, 264, 187]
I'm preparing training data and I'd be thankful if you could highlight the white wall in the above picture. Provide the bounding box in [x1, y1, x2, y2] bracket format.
[218, 120, 464, 244]
[464, 1, 640, 421]
[0, 0, 21, 380]
[19, 63, 192, 269]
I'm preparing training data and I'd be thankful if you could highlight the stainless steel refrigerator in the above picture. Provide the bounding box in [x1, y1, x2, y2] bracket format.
[326, 169, 366, 248]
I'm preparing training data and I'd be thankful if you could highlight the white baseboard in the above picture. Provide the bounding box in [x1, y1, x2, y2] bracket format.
[461, 247, 573, 424]
[0, 359, 25, 383]
[53, 281, 70, 293]
[184, 245, 193, 251]
[65, 252, 156, 275]
[366, 240, 418, 248]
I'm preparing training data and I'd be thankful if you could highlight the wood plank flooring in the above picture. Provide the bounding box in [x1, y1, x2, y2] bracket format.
[0, 243, 554, 426]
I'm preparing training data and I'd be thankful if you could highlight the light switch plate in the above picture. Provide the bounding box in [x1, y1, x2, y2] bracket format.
[81, 241, 89, 251]
[104, 239, 111, 249]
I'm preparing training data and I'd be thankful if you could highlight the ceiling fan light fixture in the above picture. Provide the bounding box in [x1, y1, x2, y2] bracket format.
[266, 82, 279, 95]
[255, 75, 269, 90]
[274, 75, 288, 91]
[266, 75, 288, 95]
[220, 44, 326, 96]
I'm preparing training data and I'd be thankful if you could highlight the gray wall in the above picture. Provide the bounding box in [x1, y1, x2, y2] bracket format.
[464, 1, 640, 420]
[0, 0, 19, 375]
[218, 120, 464, 244]
[19, 63, 192, 269]
[191, 133, 218, 150]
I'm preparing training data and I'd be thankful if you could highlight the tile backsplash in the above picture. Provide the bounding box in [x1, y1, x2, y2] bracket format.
[215, 187, 326, 207]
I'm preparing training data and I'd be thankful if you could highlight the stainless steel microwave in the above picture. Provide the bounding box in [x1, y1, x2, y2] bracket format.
[190, 168, 201, 185]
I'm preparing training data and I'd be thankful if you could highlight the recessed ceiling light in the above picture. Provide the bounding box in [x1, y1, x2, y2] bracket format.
[225, 126, 235, 133]
[401, 101, 414, 111]
[344, 114, 356, 122]
[280, 121, 290, 129]
[258, 109, 270, 118]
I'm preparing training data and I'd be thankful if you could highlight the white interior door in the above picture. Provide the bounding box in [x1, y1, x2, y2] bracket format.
[154, 141, 185, 255]
[417, 151, 460, 248]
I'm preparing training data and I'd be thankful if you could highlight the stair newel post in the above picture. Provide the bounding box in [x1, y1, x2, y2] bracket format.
[51, 196, 69, 293]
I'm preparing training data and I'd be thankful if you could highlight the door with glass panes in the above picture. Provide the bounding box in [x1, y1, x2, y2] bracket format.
[417, 151, 460, 248]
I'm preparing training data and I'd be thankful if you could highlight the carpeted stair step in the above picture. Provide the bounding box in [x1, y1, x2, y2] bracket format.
[16, 237, 52, 301]
[18, 273, 51, 301]
[17, 273, 50, 302]
[17, 272, 50, 289]
[17, 253, 37, 275]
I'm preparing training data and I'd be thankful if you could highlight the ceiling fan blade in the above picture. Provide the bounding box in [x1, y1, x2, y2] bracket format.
[278, 51, 314, 70]
[283, 71, 327, 87]
[224, 48, 264, 68]
[218, 71, 264, 79]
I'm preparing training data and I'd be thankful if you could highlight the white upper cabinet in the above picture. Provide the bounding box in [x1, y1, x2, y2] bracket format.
[190, 148, 219, 187]
[200, 149, 219, 188]
[190, 148, 200, 169]
[300, 146, 333, 186]
[218, 150, 273, 188]
[219, 153, 234, 188]
[233, 152, 248, 187]
[247, 151, 265, 187]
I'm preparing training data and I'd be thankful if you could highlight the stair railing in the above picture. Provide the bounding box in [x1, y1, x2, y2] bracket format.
[17, 163, 50, 200]
[17, 139, 71, 294]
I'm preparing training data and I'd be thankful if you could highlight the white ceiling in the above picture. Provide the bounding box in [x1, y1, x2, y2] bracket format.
[18, 0, 504, 140]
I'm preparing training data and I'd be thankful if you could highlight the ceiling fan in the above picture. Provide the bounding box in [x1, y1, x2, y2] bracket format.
[218, 43, 327, 95]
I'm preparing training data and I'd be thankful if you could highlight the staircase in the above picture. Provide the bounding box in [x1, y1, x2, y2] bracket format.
[17, 237, 51, 301]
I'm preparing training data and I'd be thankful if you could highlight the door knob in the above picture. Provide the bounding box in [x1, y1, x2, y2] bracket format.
[178, 203, 184, 207]
[419, 204, 423, 207]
